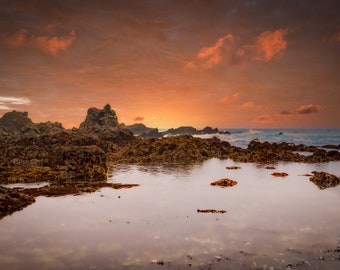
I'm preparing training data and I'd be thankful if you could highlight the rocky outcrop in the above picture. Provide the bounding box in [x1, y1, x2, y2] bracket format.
[48, 145, 107, 181]
[125, 123, 230, 138]
[107, 135, 231, 164]
[0, 110, 64, 138]
[126, 123, 162, 138]
[309, 172, 340, 189]
[77, 104, 134, 145]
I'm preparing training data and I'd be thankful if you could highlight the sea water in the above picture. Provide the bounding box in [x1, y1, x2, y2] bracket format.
[0, 129, 339, 269]
[0, 160, 339, 269]
[197, 128, 340, 148]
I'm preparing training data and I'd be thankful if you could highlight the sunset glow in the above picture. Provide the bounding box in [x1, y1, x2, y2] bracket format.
[0, 0, 339, 129]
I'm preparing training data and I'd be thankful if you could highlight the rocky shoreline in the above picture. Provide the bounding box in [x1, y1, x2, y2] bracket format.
[0, 104, 339, 219]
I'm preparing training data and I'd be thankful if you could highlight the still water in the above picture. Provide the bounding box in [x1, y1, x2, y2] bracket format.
[0, 159, 339, 269]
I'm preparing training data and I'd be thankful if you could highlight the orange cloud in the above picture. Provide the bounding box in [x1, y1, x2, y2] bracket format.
[218, 92, 239, 103]
[279, 104, 320, 115]
[294, 104, 320, 115]
[254, 29, 288, 62]
[2, 29, 76, 55]
[35, 30, 75, 55]
[253, 114, 274, 123]
[330, 31, 340, 42]
[133, 116, 145, 121]
[186, 34, 234, 69]
[4, 29, 28, 46]
[241, 101, 254, 108]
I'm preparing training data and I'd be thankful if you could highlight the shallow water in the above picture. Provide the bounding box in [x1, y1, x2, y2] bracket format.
[0, 159, 340, 269]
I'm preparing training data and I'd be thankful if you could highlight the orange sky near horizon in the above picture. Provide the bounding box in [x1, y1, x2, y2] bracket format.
[0, 0, 339, 129]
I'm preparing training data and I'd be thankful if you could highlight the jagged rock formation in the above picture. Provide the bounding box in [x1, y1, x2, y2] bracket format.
[77, 104, 134, 145]
[125, 123, 230, 138]
[0, 110, 64, 138]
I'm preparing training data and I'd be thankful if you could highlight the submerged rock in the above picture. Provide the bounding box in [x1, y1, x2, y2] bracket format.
[197, 209, 227, 214]
[271, 172, 289, 177]
[309, 172, 340, 189]
[210, 178, 238, 187]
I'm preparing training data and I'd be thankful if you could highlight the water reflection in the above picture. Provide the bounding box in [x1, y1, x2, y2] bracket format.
[0, 159, 339, 269]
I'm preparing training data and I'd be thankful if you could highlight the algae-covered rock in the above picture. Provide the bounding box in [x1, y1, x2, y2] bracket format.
[48, 145, 107, 181]
[210, 178, 238, 187]
[0, 186, 35, 219]
[309, 172, 340, 189]
[107, 135, 231, 164]
[271, 172, 289, 177]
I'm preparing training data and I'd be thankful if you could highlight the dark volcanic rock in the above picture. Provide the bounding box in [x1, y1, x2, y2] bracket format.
[163, 126, 197, 136]
[0, 110, 64, 138]
[48, 145, 107, 181]
[126, 123, 162, 138]
[309, 172, 340, 189]
[77, 104, 134, 145]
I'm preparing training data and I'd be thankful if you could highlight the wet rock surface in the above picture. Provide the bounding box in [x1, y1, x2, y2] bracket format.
[309, 171, 340, 189]
[210, 178, 238, 187]
[0, 186, 35, 219]
[271, 172, 289, 177]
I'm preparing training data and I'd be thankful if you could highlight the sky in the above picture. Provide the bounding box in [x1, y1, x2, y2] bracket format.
[0, 0, 339, 129]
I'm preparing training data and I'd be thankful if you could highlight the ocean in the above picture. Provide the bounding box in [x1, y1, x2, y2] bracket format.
[197, 128, 340, 148]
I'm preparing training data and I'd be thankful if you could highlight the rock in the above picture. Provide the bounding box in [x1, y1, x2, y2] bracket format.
[77, 104, 134, 145]
[0, 186, 35, 219]
[226, 166, 241, 170]
[48, 145, 107, 181]
[126, 123, 162, 138]
[107, 135, 231, 164]
[197, 209, 227, 213]
[210, 178, 238, 187]
[199, 126, 219, 134]
[271, 172, 289, 177]
[0, 111, 64, 138]
[162, 126, 197, 136]
[309, 171, 340, 189]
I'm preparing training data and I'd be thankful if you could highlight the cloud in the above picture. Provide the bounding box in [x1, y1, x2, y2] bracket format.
[279, 104, 320, 115]
[0, 96, 31, 110]
[330, 31, 340, 42]
[134, 116, 145, 121]
[186, 34, 234, 69]
[253, 114, 274, 123]
[35, 30, 76, 55]
[218, 92, 239, 103]
[3, 29, 76, 56]
[241, 101, 254, 108]
[279, 109, 291, 115]
[187, 29, 288, 69]
[253, 28, 288, 62]
[294, 104, 320, 115]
